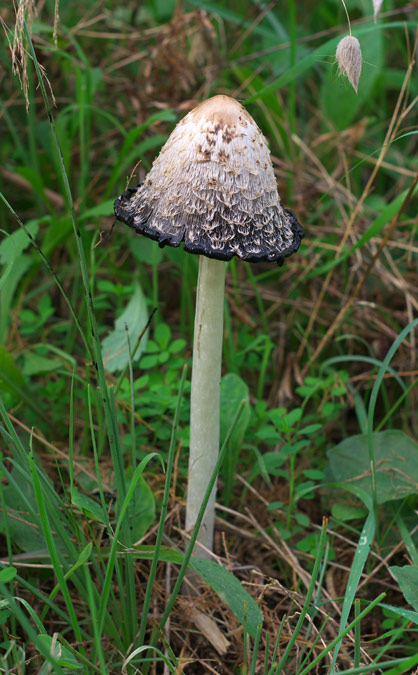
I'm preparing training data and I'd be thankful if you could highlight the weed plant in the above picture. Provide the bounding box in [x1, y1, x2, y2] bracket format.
[0, 0, 417, 673]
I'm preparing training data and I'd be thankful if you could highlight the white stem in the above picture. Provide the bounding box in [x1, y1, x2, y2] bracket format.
[185, 255, 226, 558]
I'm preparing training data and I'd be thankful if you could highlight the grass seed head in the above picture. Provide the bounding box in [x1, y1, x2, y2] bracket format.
[373, 0, 383, 22]
[336, 35, 363, 93]
[11, 0, 36, 109]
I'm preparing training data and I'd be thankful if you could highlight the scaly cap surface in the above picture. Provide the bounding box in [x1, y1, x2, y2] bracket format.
[114, 95, 303, 263]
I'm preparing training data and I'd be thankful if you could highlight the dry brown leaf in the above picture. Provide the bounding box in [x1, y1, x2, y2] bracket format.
[188, 608, 230, 655]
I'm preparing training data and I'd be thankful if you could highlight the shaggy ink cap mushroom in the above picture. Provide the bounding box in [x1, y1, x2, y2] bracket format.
[114, 95, 303, 264]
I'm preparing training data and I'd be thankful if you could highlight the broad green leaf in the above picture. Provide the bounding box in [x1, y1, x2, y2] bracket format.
[0, 220, 39, 265]
[15, 166, 45, 195]
[390, 565, 418, 612]
[122, 476, 155, 545]
[330, 510, 376, 671]
[101, 282, 149, 372]
[118, 109, 176, 159]
[0, 347, 25, 397]
[42, 215, 71, 255]
[379, 603, 418, 627]
[132, 545, 184, 564]
[284, 407, 303, 429]
[233, 68, 291, 153]
[326, 430, 418, 505]
[190, 557, 262, 638]
[151, 0, 176, 21]
[35, 634, 81, 669]
[106, 109, 176, 195]
[220, 373, 251, 504]
[79, 199, 115, 220]
[111, 134, 168, 193]
[220, 374, 251, 452]
[0, 566, 17, 583]
[22, 353, 63, 376]
[71, 489, 107, 524]
[331, 503, 367, 522]
[0, 219, 43, 341]
[2, 469, 46, 552]
[0, 609, 12, 623]
[154, 323, 171, 348]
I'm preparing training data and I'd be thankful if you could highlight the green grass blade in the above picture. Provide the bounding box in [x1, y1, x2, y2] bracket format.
[0, 587, 66, 674]
[354, 598, 361, 669]
[329, 510, 376, 673]
[250, 623, 263, 675]
[298, 593, 386, 675]
[334, 655, 418, 674]
[23, 21, 130, 524]
[137, 364, 188, 646]
[367, 318, 418, 536]
[96, 452, 163, 638]
[0, 191, 91, 358]
[275, 517, 328, 673]
[28, 435, 84, 646]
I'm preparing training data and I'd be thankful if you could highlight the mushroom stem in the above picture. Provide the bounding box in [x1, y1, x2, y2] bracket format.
[186, 255, 226, 558]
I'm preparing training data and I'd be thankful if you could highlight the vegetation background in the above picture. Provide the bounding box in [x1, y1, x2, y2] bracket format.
[0, 0, 417, 673]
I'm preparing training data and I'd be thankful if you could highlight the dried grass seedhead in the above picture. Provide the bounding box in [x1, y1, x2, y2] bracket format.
[336, 35, 362, 93]
[6, 0, 56, 110]
[10, 0, 36, 109]
[373, 0, 383, 22]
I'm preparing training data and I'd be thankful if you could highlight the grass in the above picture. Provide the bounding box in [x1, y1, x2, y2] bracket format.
[1, 0, 418, 672]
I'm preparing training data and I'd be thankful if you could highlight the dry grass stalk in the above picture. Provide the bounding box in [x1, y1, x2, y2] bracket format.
[308, 171, 418, 368]
[53, 0, 59, 44]
[297, 32, 418, 369]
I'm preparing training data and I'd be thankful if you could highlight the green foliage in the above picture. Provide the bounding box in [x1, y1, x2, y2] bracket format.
[0, 347, 25, 398]
[35, 634, 82, 670]
[139, 322, 185, 370]
[250, 371, 347, 536]
[190, 557, 262, 639]
[220, 372, 251, 504]
[0, 219, 40, 342]
[121, 474, 156, 544]
[0, 0, 417, 671]
[390, 566, 418, 613]
[326, 431, 418, 506]
[101, 282, 149, 372]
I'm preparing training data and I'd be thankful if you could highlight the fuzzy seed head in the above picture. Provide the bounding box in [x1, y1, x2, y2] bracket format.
[336, 35, 362, 93]
[114, 95, 303, 264]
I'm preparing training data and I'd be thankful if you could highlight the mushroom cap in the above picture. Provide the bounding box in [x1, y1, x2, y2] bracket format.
[114, 95, 303, 264]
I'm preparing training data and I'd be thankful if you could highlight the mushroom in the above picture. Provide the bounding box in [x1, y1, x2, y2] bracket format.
[114, 94, 303, 559]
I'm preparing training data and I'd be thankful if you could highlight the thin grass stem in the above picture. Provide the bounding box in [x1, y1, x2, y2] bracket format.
[137, 364, 188, 647]
[354, 598, 361, 668]
[274, 517, 328, 673]
[298, 593, 386, 675]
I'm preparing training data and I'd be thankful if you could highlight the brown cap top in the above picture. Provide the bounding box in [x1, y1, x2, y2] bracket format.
[114, 95, 303, 264]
